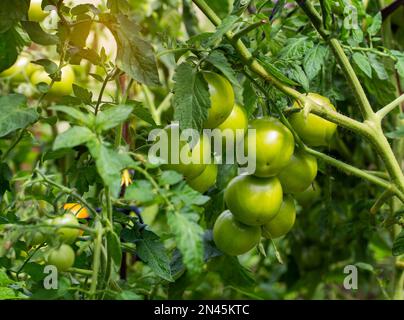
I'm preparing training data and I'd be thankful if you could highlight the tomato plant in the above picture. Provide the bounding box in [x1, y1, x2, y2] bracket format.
[0, 0, 404, 301]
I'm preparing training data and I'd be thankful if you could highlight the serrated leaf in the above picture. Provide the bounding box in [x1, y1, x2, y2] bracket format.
[109, 15, 159, 86]
[205, 50, 239, 87]
[242, 79, 257, 117]
[95, 104, 133, 132]
[279, 37, 313, 60]
[353, 52, 372, 78]
[21, 21, 58, 45]
[53, 126, 94, 150]
[132, 102, 156, 126]
[167, 212, 204, 275]
[173, 63, 210, 130]
[0, 94, 38, 137]
[258, 57, 299, 86]
[385, 126, 404, 139]
[367, 53, 388, 80]
[124, 180, 155, 203]
[205, 15, 239, 47]
[172, 182, 210, 206]
[159, 171, 183, 186]
[136, 228, 173, 282]
[73, 84, 92, 104]
[287, 64, 309, 91]
[303, 44, 328, 80]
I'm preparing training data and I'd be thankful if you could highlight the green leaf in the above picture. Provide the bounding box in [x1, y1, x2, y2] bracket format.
[172, 182, 210, 206]
[21, 21, 58, 45]
[87, 140, 135, 197]
[50, 105, 92, 126]
[109, 15, 159, 86]
[73, 84, 92, 104]
[367, 12, 382, 36]
[205, 15, 239, 47]
[167, 212, 204, 275]
[258, 56, 299, 86]
[0, 0, 29, 33]
[173, 63, 210, 131]
[32, 59, 58, 74]
[0, 28, 21, 72]
[355, 262, 374, 273]
[206, 0, 234, 19]
[0, 94, 38, 137]
[367, 53, 388, 80]
[393, 230, 404, 256]
[124, 180, 155, 203]
[53, 126, 95, 150]
[303, 44, 328, 80]
[287, 64, 309, 91]
[135, 228, 173, 282]
[242, 79, 257, 117]
[352, 52, 372, 78]
[205, 50, 239, 87]
[158, 171, 183, 186]
[279, 37, 313, 60]
[131, 102, 156, 126]
[95, 104, 133, 132]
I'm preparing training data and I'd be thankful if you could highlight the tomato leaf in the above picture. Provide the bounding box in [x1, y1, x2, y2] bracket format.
[95, 104, 134, 132]
[303, 44, 328, 80]
[204, 15, 239, 47]
[0, 94, 38, 137]
[393, 230, 404, 256]
[109, 15, 159, 86]
[352, 52, 372, 78]
[172, 62, 210, 131]
[158, 171, 183, 186]
[21, 21, 59, 45]
[0, 0, 29, 33]
[135, 228, 174, 282]
[167, 211, 204, 276]
[124, 180, 156, 203]
[205, 50, 239, 87]
[53, 126, 95, 150]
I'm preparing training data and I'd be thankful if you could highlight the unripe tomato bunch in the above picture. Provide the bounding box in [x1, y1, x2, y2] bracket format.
[212, 88, 337, 257]
[30, 203, 90, 272]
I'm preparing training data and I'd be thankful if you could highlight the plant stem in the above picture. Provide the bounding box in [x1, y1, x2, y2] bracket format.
[377, 93, 404, 119]
[89, 222, 103, 299]
[1, 129, 25, 162]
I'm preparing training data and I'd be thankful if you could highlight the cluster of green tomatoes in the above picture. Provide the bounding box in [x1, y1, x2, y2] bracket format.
[162, 71, 337, 256]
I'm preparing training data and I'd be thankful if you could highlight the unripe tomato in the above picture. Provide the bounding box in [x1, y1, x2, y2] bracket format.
[28, 231, 46, 246]
[263, 195, 296, 239]
[277, 150, 317, 194]
[244, 117, 295, 177]
[202, 72, 234, 129]
[26, 182, 47, 197]
[213, 210, 261, 256]
[28, 0, 49, 22]
[187, 163, 218, 193]
[217, 104, 248, 144]
[294, 181, 321, 207]
[52, 213, 80, 244]
[224, 174, 283, 226]
[47, 244, 75, 272]
[288, 93, 337, 147]
[161, 123, 210, 179]
[30, 65, 75, 96]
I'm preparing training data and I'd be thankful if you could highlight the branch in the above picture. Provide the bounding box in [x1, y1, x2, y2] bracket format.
[377, 93, 404, 119]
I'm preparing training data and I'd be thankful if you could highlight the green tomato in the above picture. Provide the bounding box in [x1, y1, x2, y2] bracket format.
[288, 93, 337, 147]
[294, 181, 321, 207]
[47, 244, 75, 272]
[52, 214, 80, 244]
[26, 182, 47, 197]
[28, 231, 46, 246]
[0, 56, 32, 82]
[30, 65, 75, 97]
[277, 150, 317, 194]
[224, 174, 283, 226]
[263, 195, 296, 239]
[244, 117, 295, 177]
[187, 163, 218, 193]
[217, 104, 248, 145]
[202, 71, 235, 129]
[28, 0, 49, 22]
[161, 123, 210, 179]
[213, 210, 261, 256]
